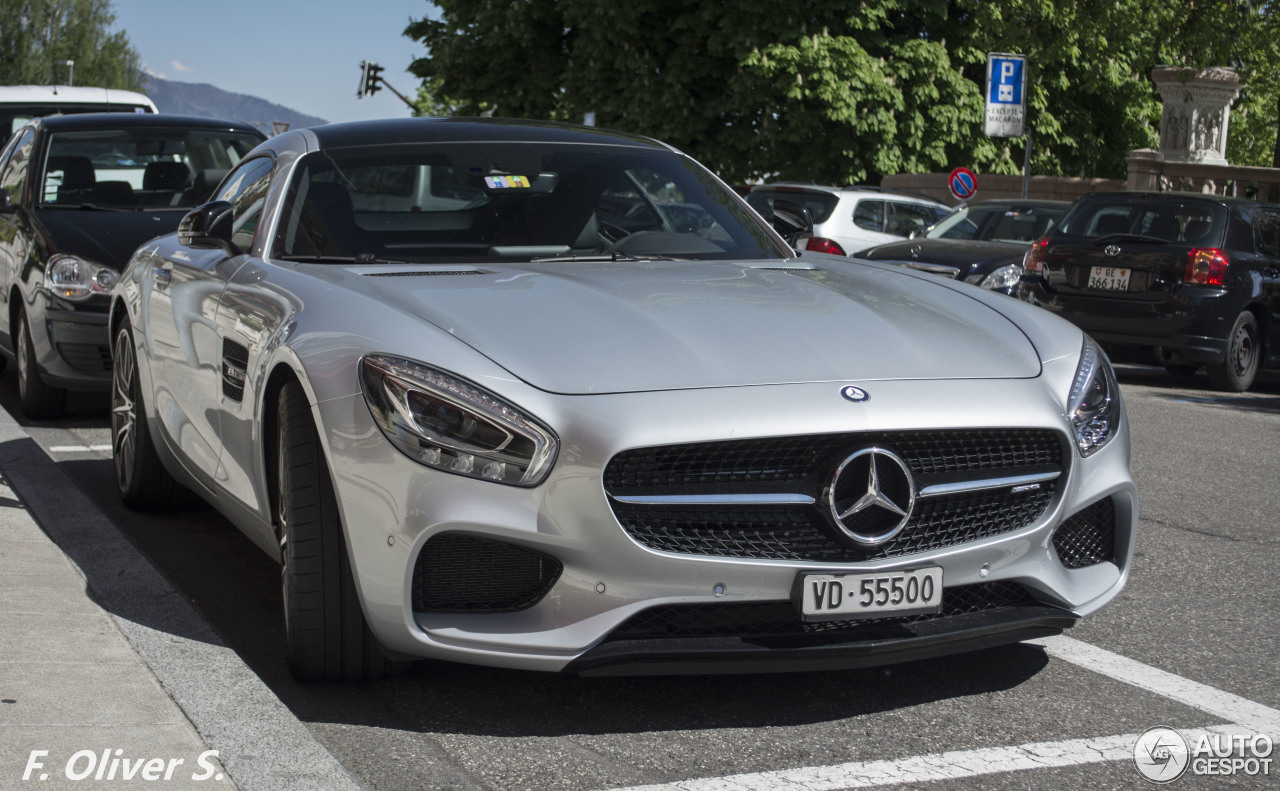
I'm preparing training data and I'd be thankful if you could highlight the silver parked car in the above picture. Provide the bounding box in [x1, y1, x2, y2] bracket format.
[110, 118, 1137, 681]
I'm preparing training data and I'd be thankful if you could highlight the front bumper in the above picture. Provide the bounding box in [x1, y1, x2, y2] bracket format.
[35, 302, 112, 391]
[317, 369, 1137, 674]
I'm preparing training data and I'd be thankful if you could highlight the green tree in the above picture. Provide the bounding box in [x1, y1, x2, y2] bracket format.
[406, 0, 1278, 182]
[0, 0, 142, 91]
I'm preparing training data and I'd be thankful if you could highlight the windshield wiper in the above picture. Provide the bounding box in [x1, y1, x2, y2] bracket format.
[1093, 233, 1168, 245]
[44, 202, 131, 212]
[277, 254, 416, 265]
[528, 252, 690, 263]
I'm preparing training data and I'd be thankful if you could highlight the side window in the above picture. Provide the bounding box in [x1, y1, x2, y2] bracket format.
[0, 129, 36, 207]
[853, 200, 885, 232]
[886, 202, 937, 236]
[214, 157, 274, 252]
[1255, 210, 1280, 258]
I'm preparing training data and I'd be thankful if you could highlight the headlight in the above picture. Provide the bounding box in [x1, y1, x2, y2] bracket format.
[1067, 337, 1121, 457]
[45, 254, 119, 300]
[979, 264, 1024, 290]
[360, 355, 558, 486]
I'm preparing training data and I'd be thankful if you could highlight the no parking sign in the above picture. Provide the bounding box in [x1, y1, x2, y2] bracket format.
[948, 167, 977, 202]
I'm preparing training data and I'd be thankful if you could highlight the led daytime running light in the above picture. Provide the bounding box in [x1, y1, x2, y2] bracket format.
[360, 355, 557, 486]
[1067, 336, 1120, 457]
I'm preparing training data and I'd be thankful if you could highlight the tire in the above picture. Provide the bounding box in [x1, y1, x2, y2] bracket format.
[1206, 312, 1260, 392]
[277, 380, 403, 681]
[1163, 363, 1199, 377]
[111, 317, 190, 511]
[16, 308, 66, 418]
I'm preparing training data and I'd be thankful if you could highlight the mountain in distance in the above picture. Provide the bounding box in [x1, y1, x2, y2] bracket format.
[142, 75, 327, 134]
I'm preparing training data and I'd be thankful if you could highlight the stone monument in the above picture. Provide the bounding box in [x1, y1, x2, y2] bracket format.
[1152, 66, 1241, 166]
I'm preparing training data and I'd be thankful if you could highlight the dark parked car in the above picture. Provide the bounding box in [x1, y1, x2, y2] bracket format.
[857, 199, 1067, 294]
[0, 113, 263, 417]
[1020, 191, 1280, 390]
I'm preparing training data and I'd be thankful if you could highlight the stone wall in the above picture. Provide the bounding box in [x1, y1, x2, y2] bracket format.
[879, 172, 1126, 207]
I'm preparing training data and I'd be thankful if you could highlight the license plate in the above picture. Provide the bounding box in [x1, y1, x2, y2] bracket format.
[797, 567, 943, 621]
[1088, 266, 1131, 291]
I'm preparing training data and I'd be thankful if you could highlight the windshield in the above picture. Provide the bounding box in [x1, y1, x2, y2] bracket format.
[927, 203, 1064, 242]
[274, 144, 788, 263]
[38, 127, 263, 210]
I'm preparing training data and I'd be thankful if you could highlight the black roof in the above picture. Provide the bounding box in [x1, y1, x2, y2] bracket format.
[28, 112, 263, 136]
[1081, 190, 1278, 209]
[307, 116, 672, 152]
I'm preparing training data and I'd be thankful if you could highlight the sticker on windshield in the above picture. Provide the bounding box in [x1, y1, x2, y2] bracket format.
[485, 175, 531, 189]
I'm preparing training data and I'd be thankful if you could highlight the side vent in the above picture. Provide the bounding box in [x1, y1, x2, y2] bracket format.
[221, 339, 249, 402]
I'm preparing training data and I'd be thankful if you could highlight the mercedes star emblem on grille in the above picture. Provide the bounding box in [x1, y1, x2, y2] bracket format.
[1104, 244, 1122, 257]
[826, 447, 915, 545]
[840, 385, 870, 402]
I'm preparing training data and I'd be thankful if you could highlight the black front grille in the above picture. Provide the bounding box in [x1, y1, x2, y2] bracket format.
[605, 430, 1065, 561]
[412, 533, 562, 613]
[1053, 498, 1116, 569]
[57, 342, 111, 372]
[604, 581, 1037, 642]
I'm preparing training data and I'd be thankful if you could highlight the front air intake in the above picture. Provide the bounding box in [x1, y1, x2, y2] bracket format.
[412, 533, 562, 613]
[1052, 498, 1116, 569]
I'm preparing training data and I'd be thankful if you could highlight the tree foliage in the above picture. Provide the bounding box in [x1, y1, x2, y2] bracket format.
[0, 0, 142, 91]
[406, 0, 1279, 183]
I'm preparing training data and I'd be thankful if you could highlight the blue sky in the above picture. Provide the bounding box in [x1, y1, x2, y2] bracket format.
[112, 0, 438, 124]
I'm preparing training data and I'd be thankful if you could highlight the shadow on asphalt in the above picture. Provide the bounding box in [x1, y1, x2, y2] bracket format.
[1113, 363, 1280, 415]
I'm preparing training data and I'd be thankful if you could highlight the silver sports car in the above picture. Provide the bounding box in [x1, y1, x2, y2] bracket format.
[110, 118, 1137, 681]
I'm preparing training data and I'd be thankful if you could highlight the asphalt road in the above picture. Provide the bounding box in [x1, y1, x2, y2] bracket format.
[5, 363, 1277, 790]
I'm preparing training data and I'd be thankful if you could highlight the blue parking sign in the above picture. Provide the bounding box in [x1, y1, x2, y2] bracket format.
[985, 53, 1027, 138]
[988, 57, 1024, 104]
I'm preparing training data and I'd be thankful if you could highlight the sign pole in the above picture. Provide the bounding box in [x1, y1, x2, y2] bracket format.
[1021, 128, 1031, 199]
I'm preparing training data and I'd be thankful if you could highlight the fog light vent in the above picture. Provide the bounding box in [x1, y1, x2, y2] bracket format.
[412, 533, 562, 613]
[1052, 498, 1116, 569]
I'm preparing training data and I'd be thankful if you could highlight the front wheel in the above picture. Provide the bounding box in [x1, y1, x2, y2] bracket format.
[112, 317, 189, 510]
[16, 309, 66, 418]
[1206, 312, 1259, 392]
[277, 380, 402, 681]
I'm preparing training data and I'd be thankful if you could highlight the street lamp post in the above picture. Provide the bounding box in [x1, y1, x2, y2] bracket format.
[55, 59, 74, 86]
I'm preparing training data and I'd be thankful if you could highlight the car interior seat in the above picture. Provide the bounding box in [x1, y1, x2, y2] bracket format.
[1146, 214, 1179, 241]
[144, 161, 193, 192]
[1183, 219, 1212, 243]
[301, 181, 365, 256]
[1094, 214, 1131, 237]
[49, 156, 95, 204]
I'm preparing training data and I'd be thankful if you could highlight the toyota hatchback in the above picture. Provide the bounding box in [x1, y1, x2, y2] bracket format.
[1020, 191, 1280, 390]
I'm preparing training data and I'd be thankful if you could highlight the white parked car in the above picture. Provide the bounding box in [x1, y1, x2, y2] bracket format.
[747, 184, 951, 256]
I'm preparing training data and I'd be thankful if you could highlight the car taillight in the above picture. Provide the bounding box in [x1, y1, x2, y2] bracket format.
[805, 237, 846, 256]
[1023, 237, 1049, 274]
[1185, 248, 1229, 286]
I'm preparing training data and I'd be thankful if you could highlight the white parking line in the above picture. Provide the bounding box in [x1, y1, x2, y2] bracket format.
[598, 635, 1280, 791]
[600, 725, 1244, 791]
[1030, 635, 1280, 735]
[48, 444, 112, 452]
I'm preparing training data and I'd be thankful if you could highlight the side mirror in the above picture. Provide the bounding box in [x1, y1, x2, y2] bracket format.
[770, 199, 813, 246]
[178, 201, 241, 256]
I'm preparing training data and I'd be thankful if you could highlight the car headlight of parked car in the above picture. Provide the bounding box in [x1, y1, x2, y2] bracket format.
[977, 264, 1024, 291]
[360, 354, 558, 486]
[1068, 337, 1121, 457]
[45, 253, 118, 300]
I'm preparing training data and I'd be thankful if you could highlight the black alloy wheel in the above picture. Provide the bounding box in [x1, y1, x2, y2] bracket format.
[1207, 311, 1260, 392]
[16, 308, 66, 418]
[111, 317, 188, 510]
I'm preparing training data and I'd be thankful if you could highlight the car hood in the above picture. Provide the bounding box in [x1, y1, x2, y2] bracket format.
[333, 259, 1042, 394]
[36, 208, 184, 269]
[859, 239, 1027, 274]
